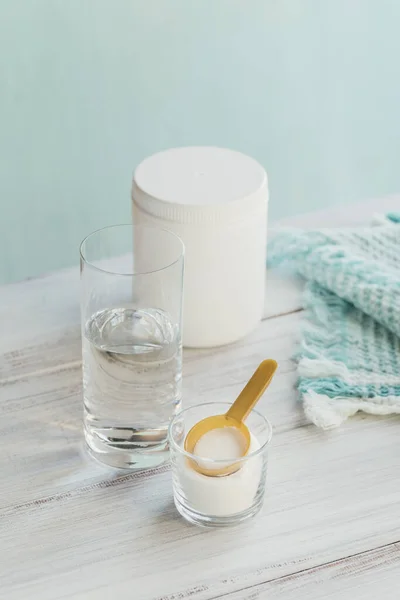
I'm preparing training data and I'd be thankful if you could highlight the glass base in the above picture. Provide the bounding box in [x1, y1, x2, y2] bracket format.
[84, 428, 170, 470]
[174, 495, 264, 528]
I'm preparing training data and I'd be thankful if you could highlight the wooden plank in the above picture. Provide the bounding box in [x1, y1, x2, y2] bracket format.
[1, 414, 399, 599]
[0, 269, 81, 352]
[217, 543, 400, 599]
[0, 274, 301, 383]
[0, 267, 303, 392]
[1, 305, 400, 599]
[0, 306, 399, 598]
[0, 311, 302, 510]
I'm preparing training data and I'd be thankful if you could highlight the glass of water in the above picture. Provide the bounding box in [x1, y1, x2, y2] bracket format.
[80, 224, 184, 469]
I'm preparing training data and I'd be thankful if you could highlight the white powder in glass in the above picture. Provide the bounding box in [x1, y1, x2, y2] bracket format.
[178, 433, 263, 517]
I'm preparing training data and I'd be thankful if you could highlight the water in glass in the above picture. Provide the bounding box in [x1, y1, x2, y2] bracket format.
[83, 306, 181, 468]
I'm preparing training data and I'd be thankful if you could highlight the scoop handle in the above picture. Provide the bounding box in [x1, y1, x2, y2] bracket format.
[226, 359, 278, 423]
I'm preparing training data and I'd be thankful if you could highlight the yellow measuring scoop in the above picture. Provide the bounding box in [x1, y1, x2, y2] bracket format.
[184, 359, 278, 476]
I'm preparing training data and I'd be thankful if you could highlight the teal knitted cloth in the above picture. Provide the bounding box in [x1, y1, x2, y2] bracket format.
[268, 213, 400, 428]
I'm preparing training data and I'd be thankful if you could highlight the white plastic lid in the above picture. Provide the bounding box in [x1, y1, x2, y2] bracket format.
[132, 147, 268, 225]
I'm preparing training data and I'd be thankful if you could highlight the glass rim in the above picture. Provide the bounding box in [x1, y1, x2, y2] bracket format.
[168, 402, 273, 464]
[79, 224, 185, 277]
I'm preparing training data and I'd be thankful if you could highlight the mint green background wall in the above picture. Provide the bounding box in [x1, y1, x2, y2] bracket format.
[1, 1, 399, 284]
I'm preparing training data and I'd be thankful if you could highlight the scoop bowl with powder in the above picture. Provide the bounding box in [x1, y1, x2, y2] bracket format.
[183, 359, 277, 477]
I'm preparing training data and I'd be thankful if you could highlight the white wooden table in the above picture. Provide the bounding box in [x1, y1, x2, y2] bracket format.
[1, 197, 400, 599]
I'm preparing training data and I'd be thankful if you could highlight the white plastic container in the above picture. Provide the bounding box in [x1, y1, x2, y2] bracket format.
[132, 146, 268, 348]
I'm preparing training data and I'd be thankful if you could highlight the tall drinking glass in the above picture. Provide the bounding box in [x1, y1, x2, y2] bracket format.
[80, 225, 184, 469]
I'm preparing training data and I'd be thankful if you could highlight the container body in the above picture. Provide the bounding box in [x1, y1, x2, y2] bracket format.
[132, 147, 268, 348]
[80, 225, 184, 469]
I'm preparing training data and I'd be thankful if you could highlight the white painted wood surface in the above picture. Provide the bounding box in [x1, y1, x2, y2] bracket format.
[1, 196, 399, 599]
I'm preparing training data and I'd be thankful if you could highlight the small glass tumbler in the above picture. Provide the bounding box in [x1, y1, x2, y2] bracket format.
[168, 403, 272, 527]
[80, 225, 184, 469]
